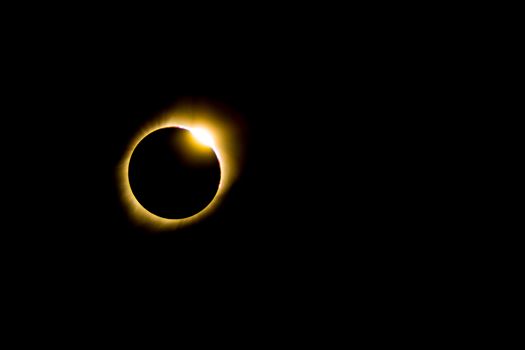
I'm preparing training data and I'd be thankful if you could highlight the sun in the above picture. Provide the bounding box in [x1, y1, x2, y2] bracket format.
[190, 127, 215, 148]
[118, 101, 244, 231]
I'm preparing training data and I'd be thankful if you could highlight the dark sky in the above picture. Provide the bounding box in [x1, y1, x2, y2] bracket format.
[1, 8, 493, 340]
[5, 24, 466, 318]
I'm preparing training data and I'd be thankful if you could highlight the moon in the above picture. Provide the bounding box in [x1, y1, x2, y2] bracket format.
[128, 127, 221, 219]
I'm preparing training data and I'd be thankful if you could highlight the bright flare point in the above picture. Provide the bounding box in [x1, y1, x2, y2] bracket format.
[191, 128, 215, 147]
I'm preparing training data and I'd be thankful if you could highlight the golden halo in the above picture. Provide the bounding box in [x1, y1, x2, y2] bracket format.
[118, 102, 243, 231]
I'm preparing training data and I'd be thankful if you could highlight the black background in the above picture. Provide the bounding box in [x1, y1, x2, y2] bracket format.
[4, 11, 473, 327]
[0, 5, 504, 342]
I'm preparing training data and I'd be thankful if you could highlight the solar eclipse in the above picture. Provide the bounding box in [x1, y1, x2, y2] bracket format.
[118, 102, 244, 231]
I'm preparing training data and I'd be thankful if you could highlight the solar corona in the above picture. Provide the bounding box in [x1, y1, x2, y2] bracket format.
[118, 103, 243, 231]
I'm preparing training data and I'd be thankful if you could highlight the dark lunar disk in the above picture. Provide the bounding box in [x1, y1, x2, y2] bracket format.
[128, 127, 221, 219]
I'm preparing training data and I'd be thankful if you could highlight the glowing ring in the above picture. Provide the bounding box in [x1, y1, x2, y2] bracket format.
[118, 102, 243, 231]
